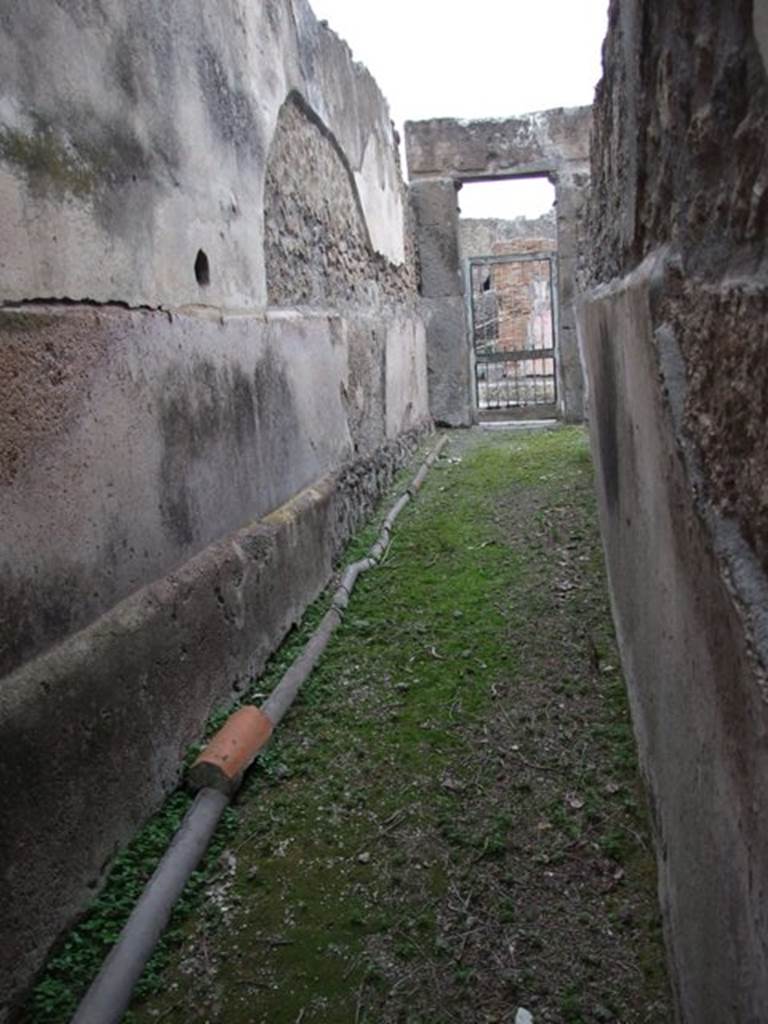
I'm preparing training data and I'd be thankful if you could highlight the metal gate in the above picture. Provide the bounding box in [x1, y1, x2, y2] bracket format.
[468, 253, 557, 415]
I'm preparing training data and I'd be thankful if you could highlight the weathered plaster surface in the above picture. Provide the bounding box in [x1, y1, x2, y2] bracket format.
[0, 0, 429, 1014]
[580, 3, 768, 1019]
[0, 425, 426, 1019]
[0, 0, 407, 309]
[385, 318, 429, 439]
[579, 254, 768, 1024]
[0, 304, 426, 680]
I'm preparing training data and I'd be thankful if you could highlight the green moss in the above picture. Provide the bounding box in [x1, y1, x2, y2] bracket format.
[0, 127, 100, 197]
[0, 115, 150, 202]
[0, 311, 59, 332]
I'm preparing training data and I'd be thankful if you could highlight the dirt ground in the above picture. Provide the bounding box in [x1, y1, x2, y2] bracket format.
[31, 426, 672, 1024]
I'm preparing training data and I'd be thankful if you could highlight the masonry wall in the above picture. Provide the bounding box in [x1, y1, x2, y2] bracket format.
[0, 1, 429, 1014]
[459, 211, 556, 260]
[406, 109, 590, 423]
[578, 3, 768, 1021]
[490, 259, 553, 352]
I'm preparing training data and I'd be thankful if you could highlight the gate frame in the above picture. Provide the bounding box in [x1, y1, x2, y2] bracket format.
[465, 251, 559, 415]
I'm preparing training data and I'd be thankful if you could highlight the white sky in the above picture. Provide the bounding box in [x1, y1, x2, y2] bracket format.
[308, 0, 608, 219]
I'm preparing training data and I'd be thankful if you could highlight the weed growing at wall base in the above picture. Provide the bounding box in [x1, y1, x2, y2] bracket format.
[24, 791, 238, 1021]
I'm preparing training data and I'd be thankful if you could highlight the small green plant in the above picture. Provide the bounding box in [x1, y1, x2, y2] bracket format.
[27, 795, 237, 1022]
[599, 828, 632, 864]
[560, 983, 586, 1023]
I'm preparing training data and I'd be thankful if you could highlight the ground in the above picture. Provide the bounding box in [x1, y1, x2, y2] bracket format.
[28, 426, 671, 1024]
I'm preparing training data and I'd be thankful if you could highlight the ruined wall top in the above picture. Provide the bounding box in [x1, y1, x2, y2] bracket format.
[404, 107, 592, 182]
[0, 0, 410, 309]
[459, 212, 556, 259]
[586, 0, 768, 287]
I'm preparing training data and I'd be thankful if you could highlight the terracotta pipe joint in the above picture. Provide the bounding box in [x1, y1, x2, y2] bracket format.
[188, 706, 274, 795]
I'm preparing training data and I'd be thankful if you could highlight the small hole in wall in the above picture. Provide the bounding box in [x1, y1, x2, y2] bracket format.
[194, 249, 210, 287]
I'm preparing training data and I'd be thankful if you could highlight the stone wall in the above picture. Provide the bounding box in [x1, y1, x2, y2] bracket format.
[264, 93, 417, 308]
[406, 109, 590, 423]
[406, 109, 592, 180]
[578, 3, 768, 1021]
[409, 177, 471, 426]
[459, 211, 556, 260]
[0, 0, 429, 1014]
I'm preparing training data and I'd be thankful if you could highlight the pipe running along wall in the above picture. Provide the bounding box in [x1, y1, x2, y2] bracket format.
[70, 435, 449, 1024]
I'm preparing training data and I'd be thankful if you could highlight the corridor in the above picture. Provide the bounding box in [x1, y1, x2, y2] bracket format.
[32, 430, 670, 1024]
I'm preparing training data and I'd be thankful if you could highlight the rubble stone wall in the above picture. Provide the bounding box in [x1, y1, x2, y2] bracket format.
[264, 93, 417, 308]
[578, 3, 768, 1020]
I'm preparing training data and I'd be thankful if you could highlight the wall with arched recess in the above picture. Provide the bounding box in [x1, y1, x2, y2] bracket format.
[0, 1, 428, 1013]
[264, 92, 416, 309]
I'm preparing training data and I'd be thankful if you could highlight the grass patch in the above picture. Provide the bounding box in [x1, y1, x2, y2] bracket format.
[26, 428, 671, 1024]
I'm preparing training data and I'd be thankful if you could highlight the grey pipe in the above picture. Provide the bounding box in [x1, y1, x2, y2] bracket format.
[261, 605, 342, 726]
[262, 435, 447, 741]
[69, 433, 447, 1024]
[70, 787, 229, 1024]
[383, 493, 410, 530]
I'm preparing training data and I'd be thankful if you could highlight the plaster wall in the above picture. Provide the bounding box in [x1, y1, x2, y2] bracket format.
[0, 0, 429, 1013]
[1, 423, 423, 1021]
[385, 317, 429, 439]
[1, 305, 424, 680]
[0, 0, 407, 308]
[579, 2, 768, 1019]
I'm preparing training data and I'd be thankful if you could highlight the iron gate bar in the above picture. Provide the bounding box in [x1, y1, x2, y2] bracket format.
[468, 251, 556, 266]
[478, 347, 555, 364]
[467, 252, 557, 413]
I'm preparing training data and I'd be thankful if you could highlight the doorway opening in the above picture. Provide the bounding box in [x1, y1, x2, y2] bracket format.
[469, 253, 556, 412]
[459, 177, 557, 419]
